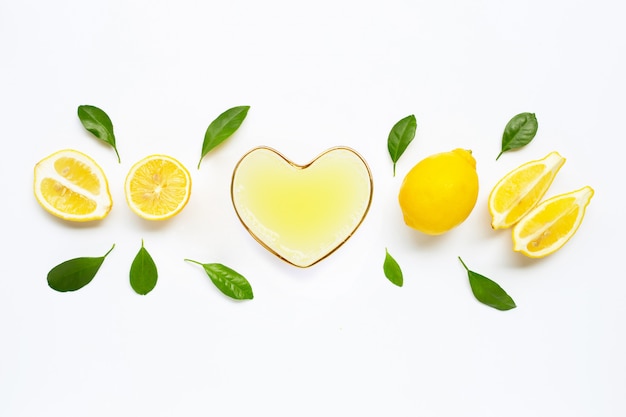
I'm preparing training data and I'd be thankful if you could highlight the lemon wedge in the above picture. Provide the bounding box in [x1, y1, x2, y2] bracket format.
[34, 149, 112, 221]
[488, 151, 565, 229]
[512, 186, 594, 258]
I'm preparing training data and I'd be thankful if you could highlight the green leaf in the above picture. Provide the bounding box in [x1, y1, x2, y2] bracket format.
[458, 257, 516, 311]
[47, 244, 115, 292]
[185, 259, 253, 300]
[383, 248, 403, 287]
[77, 105, 121, 162]
[497, 112, 538, 160]
[130, 240, 158, 295]
[198, 105, 250, 168]
[387, 114, 417, 176]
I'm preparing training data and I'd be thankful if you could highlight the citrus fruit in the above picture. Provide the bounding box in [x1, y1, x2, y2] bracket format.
[124, 154, 191, 220]
[488, 151, 565, 229]
[398, 148, 479, 235]
[512, 186, 594, 258]
[33, 149, 112, 221]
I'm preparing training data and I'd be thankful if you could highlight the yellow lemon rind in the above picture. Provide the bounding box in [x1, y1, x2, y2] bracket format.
[399, 149, 479, 235]
[488, 151, 566, 230]
[512, 186, 594, 258]
[33, 149, 112, 222]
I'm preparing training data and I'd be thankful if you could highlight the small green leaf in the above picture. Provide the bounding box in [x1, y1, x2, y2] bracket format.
[130, 240, 158, 295]
[458, 257, 516, 311]
[77, 105, 120, 162]
[383, 248, 403, 287]
[387, 114, 417, 176]
[47, 244, 115, 292]
[497, 112, 538, 160]
[198, 105, 250, 168]
[185, 259, 253, 300]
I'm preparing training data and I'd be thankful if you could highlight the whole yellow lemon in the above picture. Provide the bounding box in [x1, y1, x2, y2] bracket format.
[398, 148, 479, 235]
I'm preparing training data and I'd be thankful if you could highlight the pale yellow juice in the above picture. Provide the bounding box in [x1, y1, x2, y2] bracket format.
[231, 147, 372, 267]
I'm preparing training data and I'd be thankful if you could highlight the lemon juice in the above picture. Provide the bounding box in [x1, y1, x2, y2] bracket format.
[231, 146, 373, 268]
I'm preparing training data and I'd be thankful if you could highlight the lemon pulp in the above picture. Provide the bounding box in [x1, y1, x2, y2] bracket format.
[124, 155, 191, 220]
[488, 151, 566, 229]
[512, 186, 594, 258]
[33, 149, 112, 221]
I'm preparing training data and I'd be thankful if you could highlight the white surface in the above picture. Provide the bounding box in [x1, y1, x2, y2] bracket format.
[1, 1, 625, 416]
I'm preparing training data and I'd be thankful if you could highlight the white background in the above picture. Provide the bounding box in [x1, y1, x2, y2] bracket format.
[1, 0, 625, 416]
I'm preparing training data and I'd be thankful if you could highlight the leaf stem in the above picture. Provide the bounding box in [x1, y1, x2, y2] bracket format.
[184, 258, 202, 266]
[458, 256, 469, 272]
[104, 244, 116, 258]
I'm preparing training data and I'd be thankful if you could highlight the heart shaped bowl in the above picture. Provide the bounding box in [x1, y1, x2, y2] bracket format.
[231, 146, 373, 268]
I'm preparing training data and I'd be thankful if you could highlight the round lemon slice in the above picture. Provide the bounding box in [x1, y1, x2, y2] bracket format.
[512, 186, 594, 258]
[124, 154, 191, 220]
[488, 151, 566, 229]
[34, 149, 112, 222]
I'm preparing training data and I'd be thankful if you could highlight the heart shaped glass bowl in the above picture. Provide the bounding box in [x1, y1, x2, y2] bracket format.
[231, 146, 373, 268]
